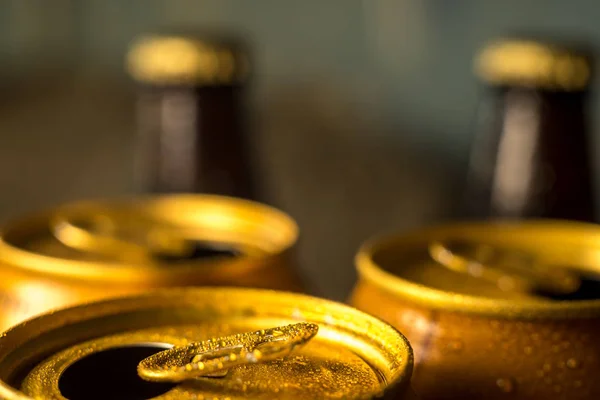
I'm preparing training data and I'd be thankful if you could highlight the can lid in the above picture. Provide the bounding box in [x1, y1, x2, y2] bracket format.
[356, 220, 600, 318]
[428, 240, 581, 295]
[475, 38, 592, 91]
[126, 32, 249, 85]
[0, 195, 298, 284]
[0, 288, 413, 400]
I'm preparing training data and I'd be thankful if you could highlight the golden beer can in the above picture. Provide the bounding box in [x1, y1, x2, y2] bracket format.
[350, 220, 600, 400]
[0, 287, 415, 400]
[0, 194, 303, 331]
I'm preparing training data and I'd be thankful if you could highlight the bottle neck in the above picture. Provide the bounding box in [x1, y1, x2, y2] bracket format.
[464, 84, 595, 222]
[134, 83, 257, 200]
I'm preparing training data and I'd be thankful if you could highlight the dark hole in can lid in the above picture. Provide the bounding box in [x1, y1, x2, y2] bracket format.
[534, 271, 600, 301]
[155, 241, 242, 262]
[58, 344, 176, 400]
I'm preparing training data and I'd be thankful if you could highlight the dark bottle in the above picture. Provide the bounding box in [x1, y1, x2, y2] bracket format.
[463, 38, 596, 222]
[126, 33, 257, 200]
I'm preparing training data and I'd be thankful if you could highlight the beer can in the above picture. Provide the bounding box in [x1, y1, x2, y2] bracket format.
[0, 194, 303, 331]
[0, 287, 415, 399]
[350, 220, 600, 400]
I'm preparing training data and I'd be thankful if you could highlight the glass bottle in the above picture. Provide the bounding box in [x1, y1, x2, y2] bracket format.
[126, 33, 256, 200]
[463, 38, 596, 222]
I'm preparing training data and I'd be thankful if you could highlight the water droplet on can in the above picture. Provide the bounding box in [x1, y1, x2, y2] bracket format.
[554, 385, 562, 393]
[566, 358, 580, 369]
[543, 362, 552, 372]
[496, 378, 515, 393]
[446, 339, 464, 353]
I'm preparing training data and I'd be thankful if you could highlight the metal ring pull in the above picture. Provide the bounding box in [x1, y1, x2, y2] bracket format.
[429, 240, 581, 295]
[50, 207, 195, 262]
[137, 322, 319, 383]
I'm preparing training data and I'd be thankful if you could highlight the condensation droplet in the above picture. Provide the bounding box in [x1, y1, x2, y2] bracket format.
[498, 276, 517, 291]
[543, 362, 552, 372]
[531, 333, 541, 341]
[524, 346, 533, 355]
[490, 320, 501, 329]
[554, 385, 562, 393]
[566, 358, 580, 369]
[536, 370, 545, 378]
[574, 380, 583, 388]
[552, 332, 561, 341]
[446, 339, 464, 353]
[496, 378, 515, 393]
[545, 377, 553, 385]
[515, 321, 525, 328]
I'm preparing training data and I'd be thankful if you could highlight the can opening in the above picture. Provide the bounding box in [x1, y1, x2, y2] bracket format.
[154, 240, 241, 261]
[58, 343, 176, 400]
[535, 271, 600, 301]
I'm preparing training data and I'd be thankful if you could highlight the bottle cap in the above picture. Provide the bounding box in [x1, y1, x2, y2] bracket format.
[475, 39, 592, 91]
[126, 33, 248, 85]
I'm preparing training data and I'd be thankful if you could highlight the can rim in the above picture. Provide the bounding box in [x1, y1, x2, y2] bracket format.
[0, 287, 414, 400]
[0, 194, 298, 283]
[356, 219, 600, 319]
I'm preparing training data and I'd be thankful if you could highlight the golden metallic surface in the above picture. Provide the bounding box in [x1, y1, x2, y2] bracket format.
[0, 288, 414, 400]
[126, 34, 248, 85]
[50, 206, 197, 262]
[350, 220, 600, 399]
[0, 195, 303, 331]
[475, 39, 591, 91]
[429, 240, 581, 295]
[137, 323, 319, 382]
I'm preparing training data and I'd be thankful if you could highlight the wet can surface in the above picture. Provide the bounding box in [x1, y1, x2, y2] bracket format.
[350, 220, 600, 400]
[0, 194, 302, 331]
[0, 287, 415, 399]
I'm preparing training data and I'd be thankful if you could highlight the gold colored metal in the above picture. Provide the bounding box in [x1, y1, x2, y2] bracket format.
[429, 240, 581, 295]
[475, 39, 591, 91]
[138, 323, 319, 382]
[126, 34, 248, 85]
[0, 287, 415, 400]
[51, 203, 208, 262]
[350, 220, 600, 400]
[0, 195, 303, 332]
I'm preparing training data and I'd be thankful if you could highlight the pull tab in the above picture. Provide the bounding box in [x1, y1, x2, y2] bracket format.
[428, 240, 581, 295]
[137, 322, 319, 383]
[50, 207, 195, 262]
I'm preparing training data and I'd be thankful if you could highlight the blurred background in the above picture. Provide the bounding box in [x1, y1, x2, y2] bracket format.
[1, 0, 600, 300]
